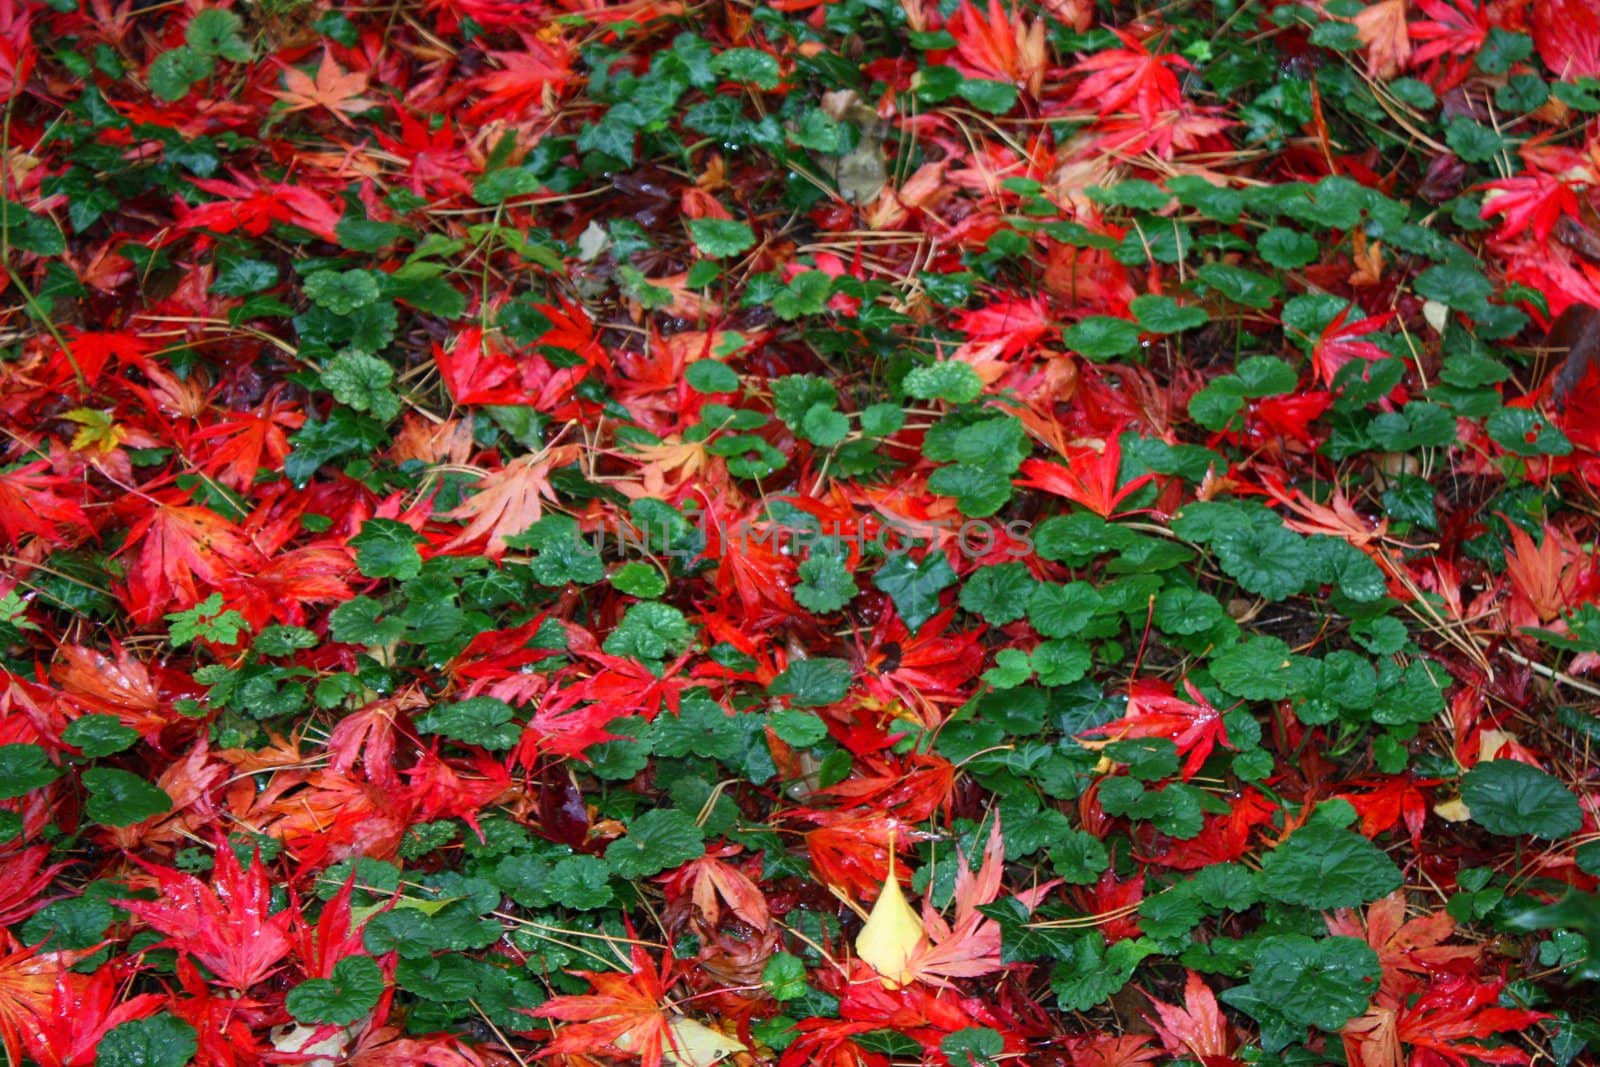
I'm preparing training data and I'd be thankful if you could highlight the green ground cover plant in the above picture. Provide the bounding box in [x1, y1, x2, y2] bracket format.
[2, 0, 1600, 1064]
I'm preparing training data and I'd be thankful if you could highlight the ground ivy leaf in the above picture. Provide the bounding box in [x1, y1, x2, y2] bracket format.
[1213, 522, 1310, 601]
[1050, 935, 1158, 1011]
[0, 743, 61, 798]
[62, 714, 140, 758]
[873, 551, 957, 632]
[687, 218, 756, 258]
[305, 269, 379, 314]
[415, 696, 521, 751]
[1461, 759, 1583, 838]
[769, 657, 852, 707]
[1062, 316, 1141, 359]
[605, 808, 706, 878]
[1259, 822, 1402, 908]
[710, 47, 781, 89]
[960, 563, 1036, 625]
[905, 361, 984, 403]
[350, 517, 425, 580]
[83, 767, 173, 826]
[286, 955, 385, 1025]
[942, 1027, 1004, 1067]
[547, 855, 614, 910]
[1211, 636, 1306, 700]
[1258, 226, 1319, 268]
[98, 1013, 199, 1067]
[1226, 934, 1381, 1033]
[1131, 294, 1209, 333]
[795, 550, 857, 613]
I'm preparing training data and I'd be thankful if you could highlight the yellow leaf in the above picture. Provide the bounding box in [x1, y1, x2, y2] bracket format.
[614, 1016, 747, 1067]
[62, 407, 125, 453]
[663, 1017, 747, 1067]
[1433, 797, 1472, 823]
[855, 847, 927, 988]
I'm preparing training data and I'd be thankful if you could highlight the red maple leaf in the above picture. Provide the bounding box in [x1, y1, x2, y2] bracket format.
[61, 328, 153, 386]
[953, 296, 1055, 360]
[1084, 679, 1231, 781]
[117, 847, 294, 992]
[1015, 430, 1154, 518]
[661, 846, 770, 931]
[1068, 30, 1188, 125]
[942, 0, 1049, 97]
[1140, 786, 1276, 869]
[1303, 306, 1395, 390]
[291, 874, 369, 980]
[0, 0, 35, 101]
[1087, 106, 1234, 160]
[217, 544, 359, 631]
[1481, 172, 1580, 245]
[325, 695, 413, 790]
[467, 33, 576, 121]
[1533, 0, 1600, 79]
[269, 49, 380, 126]
[811, 752, 956, 824]
[375, 112, 477, 199]
[1335, 774, 1437, 850]
[434, 327, 528, 406]
[441, 443, 582, 559]
[0, 461, 92, 547]
[1342, 974, 1548, 1067]
[192, 390, 304, 492]
[16, 965, 163, 1067]
[51, 642, 168, 740]
[0, 847, 65, 929]
[1408, 0, 1489, 90]
[175, 172, 341, 243]
[115, 495, 263, 623]
[0, 938, 80, 1066]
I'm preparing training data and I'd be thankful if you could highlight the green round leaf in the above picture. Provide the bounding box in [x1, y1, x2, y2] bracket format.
[286, 955, 385, 1026]
[1131, 294, 1209, 334]
[1257, 227, 1319, 269]
[1238, 934, 1381, 1032]
[0, 743, 62, 799]
[1259, 822, 1403, 908]
[685, 360, 741, 393]
[610, 561, 667, 598]
[62, 714, 140, 758]
[98, 1013, 198, 1067]
[1461, 759, 1583, 839]
[605, 808, 706, 879]
[415, 697, 521, 751]
[905, 361, 984, 404]
[687, 219, 756, 258]
[83, 767, 173, 827]
[1062, 316, 1141, 360]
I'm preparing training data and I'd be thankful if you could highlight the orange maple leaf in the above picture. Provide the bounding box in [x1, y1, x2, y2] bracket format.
[668, 850, 770, 930]
[1354, 0, 1411, 79]
[271, 50, 380, 126]
[1325, 892, 1480, 1001]
[529, 945, 676, 1067]
[51, 642, 166, 740]
[946, 0, 1049, 98]
[1143, 970, 1240, 1064]
[441, 443, 582, 559]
